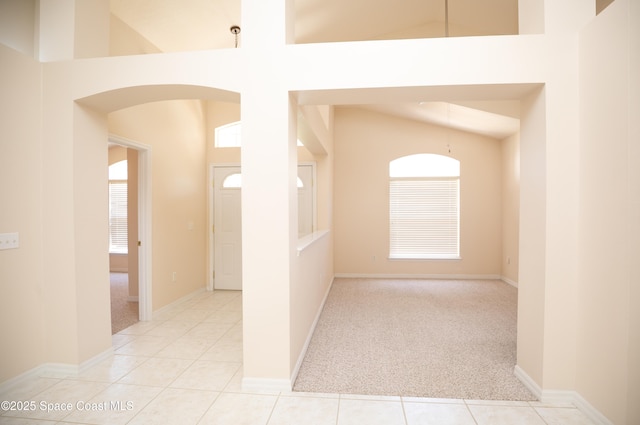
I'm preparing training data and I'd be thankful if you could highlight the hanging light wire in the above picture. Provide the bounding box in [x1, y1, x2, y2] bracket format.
[230, 25, 241, 48]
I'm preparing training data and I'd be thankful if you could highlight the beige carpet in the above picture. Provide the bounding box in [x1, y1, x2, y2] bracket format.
[293, 278, 536, 401]
[110, 272, 139, 334]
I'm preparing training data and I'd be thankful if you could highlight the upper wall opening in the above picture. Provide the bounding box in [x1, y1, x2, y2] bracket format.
[109, 0, 519, 54]
[296, 0, 519, 44]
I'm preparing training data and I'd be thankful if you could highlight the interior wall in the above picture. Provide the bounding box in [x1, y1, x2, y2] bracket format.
[501, 132, 520, 284]
[333, 107, 503, 277]
[108, 100, 208, 311]
[0, 44, 45, 382]
[0, 0, 36, 57]
[627, 2, 640, 423]
[577, 1, 637, 423]
[109, 13, 162, 57]
[73, 103, 112, 361]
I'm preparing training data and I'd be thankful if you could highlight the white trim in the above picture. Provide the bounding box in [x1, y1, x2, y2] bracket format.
[151, 287, 207, 320]
[241, 377, 292, 393]
[297, 229, 330, 254]
[513, 365, 542, 399]
[514, 365, 614, 425]
[334, 273, 502, 280]
[570, 392, 615, 425]
[0, 347, 113, 393]
[501, 276, 519, 288]
[108, 135, 152, 321]
[290, 276, 334, 384]
[208, 164, 214, 291]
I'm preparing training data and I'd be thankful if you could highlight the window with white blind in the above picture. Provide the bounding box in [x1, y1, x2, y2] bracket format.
[109, 160, 128, 254]
[389, 154, 460, 259]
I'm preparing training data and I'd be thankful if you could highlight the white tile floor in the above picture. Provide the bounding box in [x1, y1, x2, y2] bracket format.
[0, 290, 596, 425]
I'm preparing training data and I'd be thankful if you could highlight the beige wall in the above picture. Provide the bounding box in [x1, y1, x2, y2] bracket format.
[501, 133, 520, 284]
[0, 0, 35, 57]
[109, 100, 208, 311]
[333, 107, 502, 277]
[577, 1, 639, 423]
[0, 44, 45, 382]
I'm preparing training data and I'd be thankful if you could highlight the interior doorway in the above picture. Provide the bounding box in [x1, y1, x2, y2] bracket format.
[108, 135, 152, 329]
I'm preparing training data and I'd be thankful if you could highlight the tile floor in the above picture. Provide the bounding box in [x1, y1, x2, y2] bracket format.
[0, 290, 596, 424]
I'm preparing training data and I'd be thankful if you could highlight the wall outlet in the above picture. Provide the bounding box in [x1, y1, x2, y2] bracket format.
[0, 233, 19, 250]
[172, 272, 177, 282]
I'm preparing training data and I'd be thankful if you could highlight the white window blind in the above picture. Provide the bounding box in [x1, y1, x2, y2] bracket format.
[389, 154, 460, 259]
[109, 181, 128, 253]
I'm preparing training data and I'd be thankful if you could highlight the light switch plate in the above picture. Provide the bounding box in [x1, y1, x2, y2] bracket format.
[0, 233, 19, 250]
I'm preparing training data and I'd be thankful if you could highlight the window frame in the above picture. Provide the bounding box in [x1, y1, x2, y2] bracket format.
[388, 154, 461, 260]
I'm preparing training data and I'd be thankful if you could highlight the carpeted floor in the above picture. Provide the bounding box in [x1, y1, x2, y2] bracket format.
[110, 272, 139, 334]
[293, 278, 536, 401]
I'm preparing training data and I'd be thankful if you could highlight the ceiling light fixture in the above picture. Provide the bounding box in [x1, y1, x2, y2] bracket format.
[230, 25, 241, 48]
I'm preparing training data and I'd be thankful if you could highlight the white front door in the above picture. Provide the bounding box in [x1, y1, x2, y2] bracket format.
[214, 167, 242, 290]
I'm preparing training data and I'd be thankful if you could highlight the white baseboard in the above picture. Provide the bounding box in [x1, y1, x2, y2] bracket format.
[290, 277, 335, 385]
[0, 347, 113, 394]
[514, 366, 613, 425]
[334, 273, 502, 280]
[513, 365, 542, 399]
[501, 276, 518, 288]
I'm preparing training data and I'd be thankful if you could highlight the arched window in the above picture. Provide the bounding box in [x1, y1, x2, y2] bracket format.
[109, 160, 128, 254]
[214, 121, 304, 148]
[215, 121, 242, 148]
[389, 154, 460, 259]
[222, 173, 242, 188]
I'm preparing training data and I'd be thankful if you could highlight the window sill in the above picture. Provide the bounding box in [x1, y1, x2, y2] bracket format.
[389, 255, 461, 261]
[297, 230, 330, 255]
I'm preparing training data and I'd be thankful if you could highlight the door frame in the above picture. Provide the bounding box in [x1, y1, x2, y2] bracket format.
[109, 135, 153, 321]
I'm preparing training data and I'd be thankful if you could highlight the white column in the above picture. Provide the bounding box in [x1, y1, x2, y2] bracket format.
[240, 0, 298, 388]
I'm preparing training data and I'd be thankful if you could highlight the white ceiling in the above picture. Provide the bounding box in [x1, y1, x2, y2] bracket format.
[109, 0, 521, 139]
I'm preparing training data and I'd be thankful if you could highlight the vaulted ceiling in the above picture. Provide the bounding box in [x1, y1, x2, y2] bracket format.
[110, 0, 521, 139]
